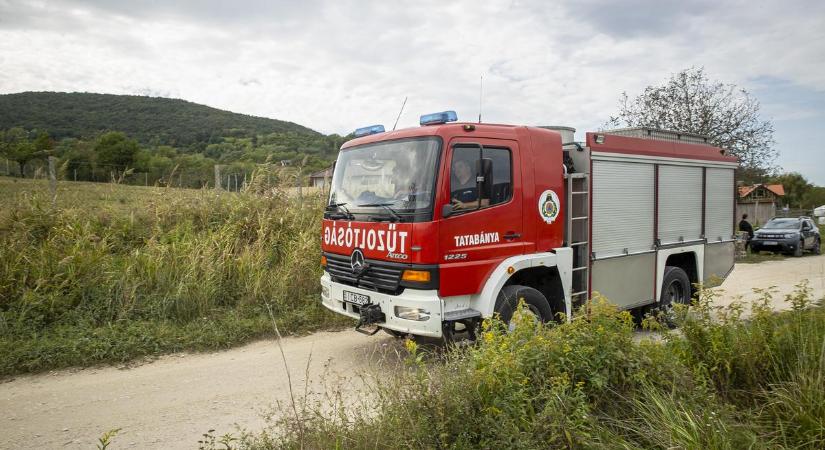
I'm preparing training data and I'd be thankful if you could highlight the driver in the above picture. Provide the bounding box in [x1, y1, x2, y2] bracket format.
[450, 157, 488, 210]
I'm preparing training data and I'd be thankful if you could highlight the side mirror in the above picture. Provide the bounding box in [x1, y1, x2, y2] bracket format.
[442, 203, 454, 218]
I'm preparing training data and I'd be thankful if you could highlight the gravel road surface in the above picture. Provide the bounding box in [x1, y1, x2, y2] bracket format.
[2, 254, 823, 449]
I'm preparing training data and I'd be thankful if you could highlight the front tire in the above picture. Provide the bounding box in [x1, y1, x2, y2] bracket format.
[813, 238, 821, 255]
[794, 240, 804, 257]
[494, 285, 554, 331]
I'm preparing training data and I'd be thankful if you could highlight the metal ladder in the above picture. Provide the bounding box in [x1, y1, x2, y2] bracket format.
[564, 172, 590, 308]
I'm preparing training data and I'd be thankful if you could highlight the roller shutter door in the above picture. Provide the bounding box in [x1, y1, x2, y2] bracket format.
[705, 168, 734, 241]
[592, 160, 654, 258]
[658, 165, 703, 244]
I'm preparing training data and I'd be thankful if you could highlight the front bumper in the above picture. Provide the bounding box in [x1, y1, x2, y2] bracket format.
[320, 273, 444, 337]
[750, 237, 798, 253]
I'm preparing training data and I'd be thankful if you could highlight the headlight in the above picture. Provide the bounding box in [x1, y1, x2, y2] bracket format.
[784, 233, 798, 239]
[394, 306, 430, 321]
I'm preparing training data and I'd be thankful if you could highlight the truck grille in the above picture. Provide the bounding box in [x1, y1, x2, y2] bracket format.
[324, 253, 404, 294]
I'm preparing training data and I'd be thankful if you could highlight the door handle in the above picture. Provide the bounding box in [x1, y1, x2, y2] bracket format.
[503, 232, 521, 240]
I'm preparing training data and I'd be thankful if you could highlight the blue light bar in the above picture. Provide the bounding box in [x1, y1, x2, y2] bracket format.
[420, 110, 458, 126]
[354, 124, 385, 137]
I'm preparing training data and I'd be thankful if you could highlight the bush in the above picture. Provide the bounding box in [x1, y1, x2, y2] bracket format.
[230, 287, 824, 450]
[0, 179, 351, 376]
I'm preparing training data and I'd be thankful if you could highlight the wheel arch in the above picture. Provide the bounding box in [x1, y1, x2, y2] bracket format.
[468, 248, 573, 320]
[657, 245, 703, 300]
[504, 266, 567, 321]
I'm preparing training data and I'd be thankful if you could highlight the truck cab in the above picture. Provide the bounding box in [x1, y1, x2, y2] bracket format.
[320, 112, 738, 338]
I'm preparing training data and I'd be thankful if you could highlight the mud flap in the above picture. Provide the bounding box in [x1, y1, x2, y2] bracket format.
[355, 304, 386, 336]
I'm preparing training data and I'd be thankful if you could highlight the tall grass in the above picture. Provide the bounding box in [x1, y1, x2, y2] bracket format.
[230, 285, 825, 450]
[0, 176, 350, 376]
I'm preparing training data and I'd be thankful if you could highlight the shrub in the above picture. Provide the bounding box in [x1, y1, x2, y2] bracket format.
[0, 179, 350, 376]
[229, 288, 824, 450]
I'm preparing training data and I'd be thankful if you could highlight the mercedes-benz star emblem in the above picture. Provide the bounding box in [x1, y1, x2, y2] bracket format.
[350, 249, 365, 274]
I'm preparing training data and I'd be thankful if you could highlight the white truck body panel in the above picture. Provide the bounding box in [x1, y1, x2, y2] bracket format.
[705, 168, 735, 242]
[591, 160, 654, 258]
[658, 165, 703, 244]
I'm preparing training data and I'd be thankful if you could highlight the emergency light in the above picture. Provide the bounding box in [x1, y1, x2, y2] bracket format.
[354, 124, 385, 137]
[420, 110, 458, 126]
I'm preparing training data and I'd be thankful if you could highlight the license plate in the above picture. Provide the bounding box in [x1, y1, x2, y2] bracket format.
[764, 241, 777, 246]
[343, 290, 370, 306]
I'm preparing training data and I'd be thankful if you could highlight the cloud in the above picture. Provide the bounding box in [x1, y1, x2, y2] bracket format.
[1, 0, 824, 182]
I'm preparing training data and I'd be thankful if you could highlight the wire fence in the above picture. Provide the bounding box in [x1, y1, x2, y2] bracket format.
[0, 157, 328, 193]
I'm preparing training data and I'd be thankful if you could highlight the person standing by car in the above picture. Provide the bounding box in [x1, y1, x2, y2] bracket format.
[739, 213, 754, 251]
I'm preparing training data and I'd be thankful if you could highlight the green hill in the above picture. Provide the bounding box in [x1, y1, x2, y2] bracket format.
[0, 91, 323, 147]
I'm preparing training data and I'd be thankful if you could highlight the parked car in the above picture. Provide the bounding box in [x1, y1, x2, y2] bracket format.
[750, 217, 821, 256]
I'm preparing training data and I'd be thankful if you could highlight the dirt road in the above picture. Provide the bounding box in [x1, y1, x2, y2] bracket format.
[2, 254, 824, 449]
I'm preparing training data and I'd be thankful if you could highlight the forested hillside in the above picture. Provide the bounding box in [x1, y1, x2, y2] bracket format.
[0, 92, 350, 187]
[0, 92, 321, 147]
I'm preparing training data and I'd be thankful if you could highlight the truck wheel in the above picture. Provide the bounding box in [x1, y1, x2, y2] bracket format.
[794, 240, 804, 257]
[494, 285, 554, 331]
[659, 266, 691, 312]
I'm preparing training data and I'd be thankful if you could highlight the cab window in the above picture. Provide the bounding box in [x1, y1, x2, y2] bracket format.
[449, 146, 511, 213]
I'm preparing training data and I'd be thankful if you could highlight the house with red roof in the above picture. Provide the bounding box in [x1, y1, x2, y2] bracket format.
[736, 183, 785, 226]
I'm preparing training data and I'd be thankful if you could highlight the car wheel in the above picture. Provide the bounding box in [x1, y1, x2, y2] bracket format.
[658, 266, 691, 313]
[814, 238, 821, 255]
[794, 240, 804, 257]
[494, 285, 554, 331]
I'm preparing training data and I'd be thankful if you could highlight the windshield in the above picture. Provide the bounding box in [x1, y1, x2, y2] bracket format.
[762, 219, 800, 230]
[327, 137, 441, 221]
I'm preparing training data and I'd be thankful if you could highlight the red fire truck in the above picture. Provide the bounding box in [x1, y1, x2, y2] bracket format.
[320, 111, 737, 339]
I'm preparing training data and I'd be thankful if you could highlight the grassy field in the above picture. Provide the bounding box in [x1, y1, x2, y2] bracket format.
[230, 286, 825, 450]
[0, 177, 350, 377]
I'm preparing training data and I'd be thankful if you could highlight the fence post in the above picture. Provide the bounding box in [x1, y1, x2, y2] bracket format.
[48, 156, 57, 207]
[214, 165, 222, 190]
[145, 172, 148, 186]
[296, 172, 303, 203]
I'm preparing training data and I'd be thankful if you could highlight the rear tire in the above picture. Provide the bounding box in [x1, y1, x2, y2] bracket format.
[658, 266, 691, 311]
[494, 285, 554, 330]
[813, 238, 821, 255]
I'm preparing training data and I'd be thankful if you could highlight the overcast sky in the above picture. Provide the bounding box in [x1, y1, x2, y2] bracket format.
[1, 0, 823, 184]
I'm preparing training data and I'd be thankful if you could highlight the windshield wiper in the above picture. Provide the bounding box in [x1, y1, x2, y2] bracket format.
[325, 202, 354, 220]
[356, 202, 402, 222]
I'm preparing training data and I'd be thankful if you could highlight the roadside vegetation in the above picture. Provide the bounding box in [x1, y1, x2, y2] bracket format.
[0, 176, 350, 377]
[227, 284, 825, 450]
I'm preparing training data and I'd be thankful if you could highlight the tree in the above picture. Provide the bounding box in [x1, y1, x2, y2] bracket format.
[94, 132, 139, 172]
[0, 127, 36, 177]
[803, 186, 825, 209]
[769, 172, 811, 209]
[606, 67, 777, 172]
[33, 130, 54, 154]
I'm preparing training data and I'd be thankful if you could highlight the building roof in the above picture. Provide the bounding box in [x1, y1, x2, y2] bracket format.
[738, 184, 785, 198]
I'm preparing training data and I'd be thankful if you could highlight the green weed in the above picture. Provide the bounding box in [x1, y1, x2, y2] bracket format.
[229, 286, 824, 449]
[0, 176, 351, 376]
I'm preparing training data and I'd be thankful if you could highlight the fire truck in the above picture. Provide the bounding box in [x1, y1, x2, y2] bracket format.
[320, 111, 738, 339]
